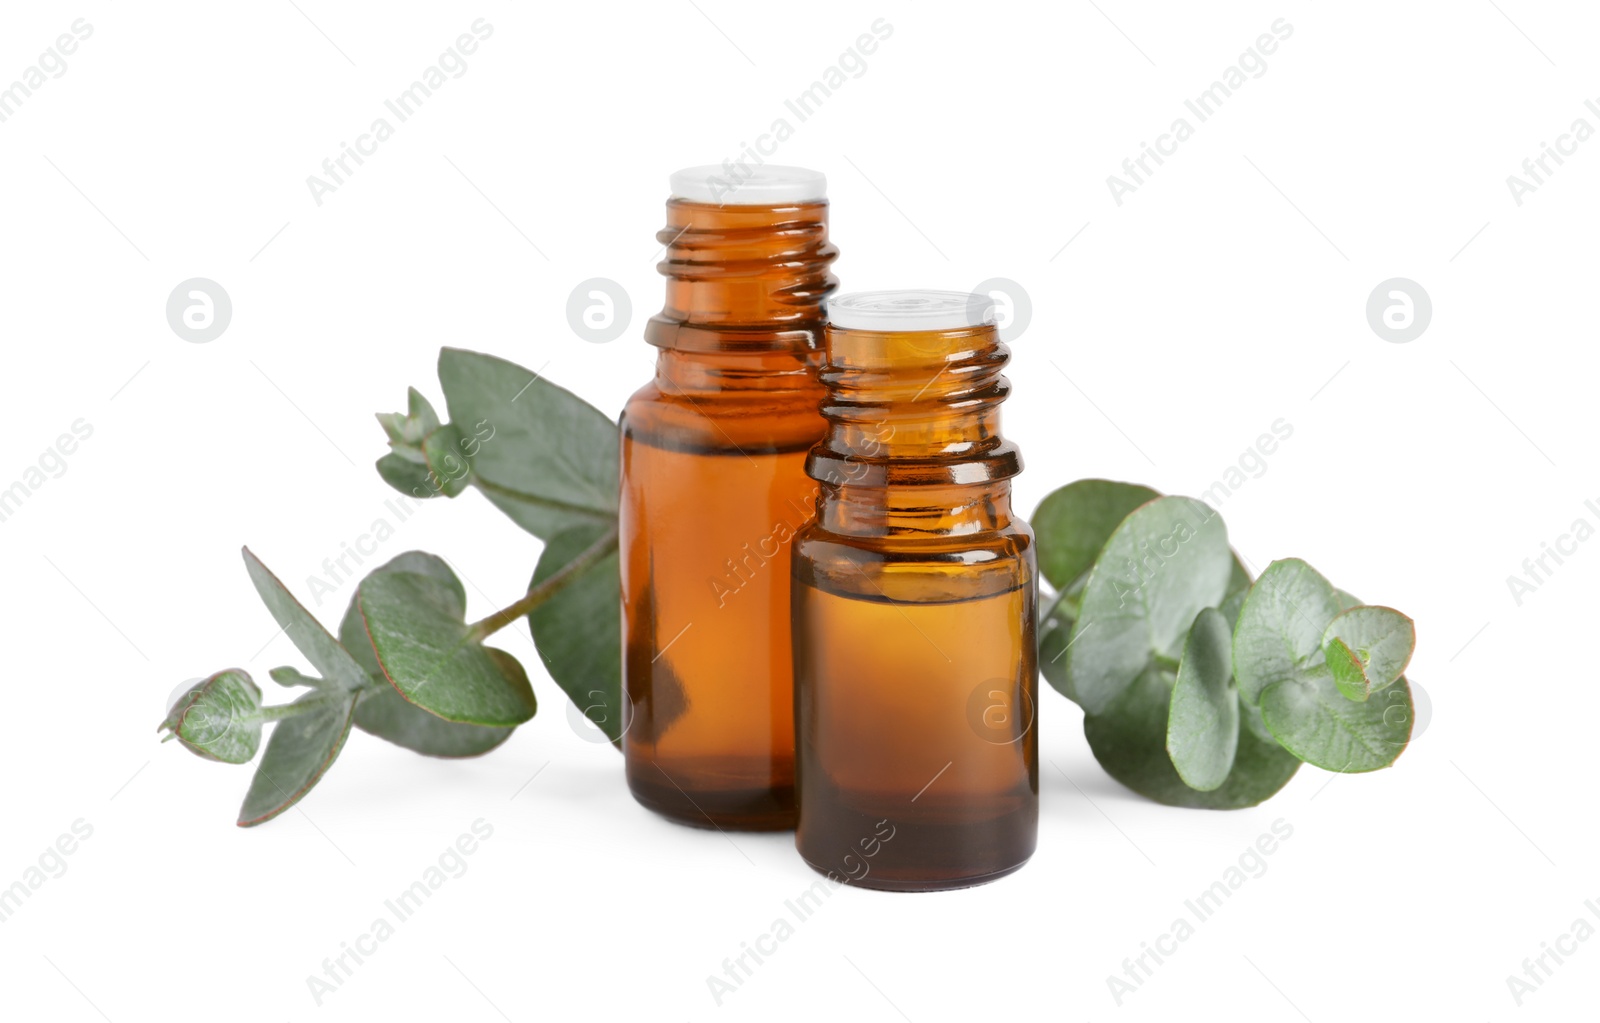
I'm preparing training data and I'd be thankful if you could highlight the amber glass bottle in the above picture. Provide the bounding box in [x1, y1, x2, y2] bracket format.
[620, 166, 839, 830]
[792, 291, 1038, 891]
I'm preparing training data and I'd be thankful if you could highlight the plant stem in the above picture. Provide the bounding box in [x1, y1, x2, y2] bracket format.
[252, 686, 373, 722]
[465, 524, 620, 642]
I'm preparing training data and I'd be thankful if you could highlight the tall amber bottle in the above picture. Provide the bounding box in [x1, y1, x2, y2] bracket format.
[620, 166, 838, 830]
[792, 291, 1038, 890]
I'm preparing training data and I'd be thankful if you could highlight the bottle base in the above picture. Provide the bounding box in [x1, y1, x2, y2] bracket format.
[627, 760, 795, 832]
[797, 852, 1032, 893]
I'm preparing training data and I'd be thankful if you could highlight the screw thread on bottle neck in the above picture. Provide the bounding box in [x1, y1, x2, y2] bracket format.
[645, 200, 839, 353]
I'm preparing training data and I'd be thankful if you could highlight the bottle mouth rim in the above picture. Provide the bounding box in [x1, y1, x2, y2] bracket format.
[669, 165, 828, 206]
[827, 290, 997, 332]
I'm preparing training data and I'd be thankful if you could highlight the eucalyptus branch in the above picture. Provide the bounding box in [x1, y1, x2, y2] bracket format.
[465, 524, 619, 642]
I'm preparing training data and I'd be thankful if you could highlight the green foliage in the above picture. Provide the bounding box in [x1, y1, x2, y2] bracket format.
[237, 690, 356, 826]
[159, 669, 263, 764]
[1064, 496, 1232, 714]
[1232, 558, 1342, 706]
[161, 350, 625, 825]
[339, 553, 516, 758]
[1166, 608, 1239, 791]
[1260, 671, 1414, 773]
[527, 522, 625, 746]
[356, 563, 537, 726]
[422, 347, 619, 539]
[1322, 605, 1415, 701]
[1038, 479, 1165, 700]
[1032, 479, 1159, 592]
[243, 548, 370, 693]
[1084, 665, 1302, 810]
[1032, 481, 1419, 808]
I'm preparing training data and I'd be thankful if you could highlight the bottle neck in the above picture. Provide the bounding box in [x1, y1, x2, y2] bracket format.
[644, 199, 838, 356]
[807, 324, 1022, 537]
[652, 346, 822, 400]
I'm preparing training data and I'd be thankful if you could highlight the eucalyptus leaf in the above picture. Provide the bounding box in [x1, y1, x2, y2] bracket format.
[338, 552, 514, 757]
[159, 669, 263, 764]
[352, 685, 515, 758]
[237, 690, 357, 826]
[360, 551, 464, 602]
[1038, 597, 1075, 698]
[1219, 586, 1248, 630]
[421, 424, 472, 498]
[375, 451, 439, 499]
[436, 348, 619, 539]
[356, 562, 537, 727]
[1084, 665, 1300, 809]
[1031, 479, 1160, 592]
[405, 386, 441, 438]
[376, 387, 450, 499]
[528, 522, 624, 746]
[377, 387, 442, 446]
[1065, 496, 1232, 715]
[1322, 606, 1415, 701]
[1324, 640, 1364, 700]
[1232, 558, 1343, 706]
[242, 548, 371, 693]
[269, 666, 322, 689]
[1227, 554, 1252, 598]
[1261, 670, 1413, 773]
[1166, 608, 1239, 791]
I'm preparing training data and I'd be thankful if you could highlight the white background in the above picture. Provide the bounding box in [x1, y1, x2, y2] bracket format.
[1, 2, 1595, 1020]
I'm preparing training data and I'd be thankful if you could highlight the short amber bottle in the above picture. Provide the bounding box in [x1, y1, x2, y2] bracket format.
[792, 291, 1039, 891]
[620, 166, 839, 830]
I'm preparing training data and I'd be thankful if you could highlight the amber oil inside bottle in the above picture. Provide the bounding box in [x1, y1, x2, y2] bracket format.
[620, 166, 839, 830]
[792, 290, 1039, 890]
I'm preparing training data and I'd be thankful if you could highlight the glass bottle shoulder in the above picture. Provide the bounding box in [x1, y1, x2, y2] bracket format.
[793, 510, 1035, 605]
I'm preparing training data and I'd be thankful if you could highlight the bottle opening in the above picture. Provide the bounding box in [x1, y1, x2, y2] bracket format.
[669, 165, 827, 206]
[827, 290, 996, 332]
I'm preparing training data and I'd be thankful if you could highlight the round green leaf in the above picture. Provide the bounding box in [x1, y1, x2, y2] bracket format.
[1066, 496, 1233, 714]
[352, 685, 515, 758]
[1232, 558, 1343, 706]
[1322, 605, 1415, 701]
[1166, 609, 1239, 791]
[356, 564, 537, 727]
[160, 669, 263, 764]
[1084, 665, 1300, 809]
[1260, 671, 1413, 773]
[1038, 597, 1075, 698]
[375, 451, 440, 499]
[1031, 479, 1160, 591]
[528, 522, 624, 746]
[338, 553, 515, 757]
